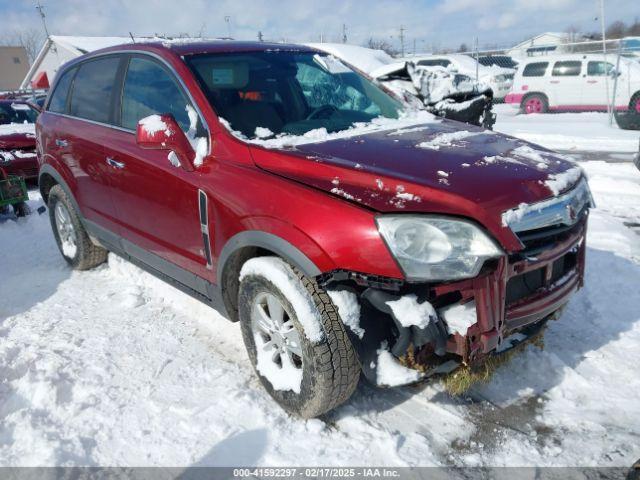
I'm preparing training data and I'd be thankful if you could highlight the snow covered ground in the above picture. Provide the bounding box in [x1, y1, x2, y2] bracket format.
[494, 104, 640, 153]
[1, 159, 639, 467]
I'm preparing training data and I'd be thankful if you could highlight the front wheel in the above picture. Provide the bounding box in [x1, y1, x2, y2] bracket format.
[238, 256, 360, 418]
[48, 184, 108, 270]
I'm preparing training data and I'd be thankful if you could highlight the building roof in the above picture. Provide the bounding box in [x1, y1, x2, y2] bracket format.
[510, 32, 571, 50]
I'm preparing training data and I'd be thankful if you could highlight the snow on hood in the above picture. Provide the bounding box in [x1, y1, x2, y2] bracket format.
[246, 119, 582, 250]
[0, 123, 35, 137]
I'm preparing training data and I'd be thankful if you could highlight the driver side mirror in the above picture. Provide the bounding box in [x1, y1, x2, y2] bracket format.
[136, 114, 195, 171]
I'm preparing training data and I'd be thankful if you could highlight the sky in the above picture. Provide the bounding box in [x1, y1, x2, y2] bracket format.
[0, 0, 636, 53]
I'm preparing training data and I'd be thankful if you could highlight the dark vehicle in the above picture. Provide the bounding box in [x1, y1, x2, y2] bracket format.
[37, 41, 591, 418]
[477, 55, 519, 70]
[0, 100, 40, 181]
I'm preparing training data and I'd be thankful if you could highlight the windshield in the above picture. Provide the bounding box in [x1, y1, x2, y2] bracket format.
[186, 51, 402, 139]
[0, 103, 38, 125]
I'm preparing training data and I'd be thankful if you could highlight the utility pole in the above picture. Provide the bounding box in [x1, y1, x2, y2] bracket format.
[224, 15, 232, 39]
[599, 0, 611, 123]
[35, 0, 50, 38]
[342, 24, 348, 44]
[258, 31, 264, 42]
[399, 25, 405, 57]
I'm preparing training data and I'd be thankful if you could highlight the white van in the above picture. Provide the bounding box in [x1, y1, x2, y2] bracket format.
[505, 54, 640, 114]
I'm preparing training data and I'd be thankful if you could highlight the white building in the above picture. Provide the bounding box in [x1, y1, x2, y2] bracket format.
[20, 36, 144, 89]
[507, 32, 574, 59]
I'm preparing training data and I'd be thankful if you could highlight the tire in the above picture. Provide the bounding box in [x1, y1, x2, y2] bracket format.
[48, 184, 108, 270]
[521, 94, 548, 114]
[629, 92, 640, 115]
[238, 256, 360, 418]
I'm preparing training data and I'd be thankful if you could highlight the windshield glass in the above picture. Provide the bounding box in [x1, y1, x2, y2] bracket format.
[0, 103, 38, 125]
[186, 51, 402, 139]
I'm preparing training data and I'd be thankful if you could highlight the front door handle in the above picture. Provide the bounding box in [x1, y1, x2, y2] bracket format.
[55, 139, 69, 147]
[106, 157, 126, 169]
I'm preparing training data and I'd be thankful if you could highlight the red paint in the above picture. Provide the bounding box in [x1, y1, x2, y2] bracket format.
[504, 92, 524, 104]
[37, 41, 588, 358]
[524, 96, 545, 114]
[549, 104, 628, 112]
[31, 71, 49, 89]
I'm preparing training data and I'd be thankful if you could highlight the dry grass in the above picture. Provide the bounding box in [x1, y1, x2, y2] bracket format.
[442, 328, 546, 396]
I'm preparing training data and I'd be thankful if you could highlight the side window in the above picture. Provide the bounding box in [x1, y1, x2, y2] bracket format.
[417, 60, 441, 67]
[121, 56, 192, 132]
[522, 62, 548, 77]
[587, 61, 614, 76]
[552, 61, 582, 76]
[48, 67, 76, 113]
[69, 57, 121, 123]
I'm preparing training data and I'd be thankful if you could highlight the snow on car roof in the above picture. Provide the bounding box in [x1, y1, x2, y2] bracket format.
[306, 43, 394, 74]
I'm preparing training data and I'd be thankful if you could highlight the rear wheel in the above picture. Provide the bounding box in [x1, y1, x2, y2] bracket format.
[630, 92, 640, 114]
[48, 184, 107, 270]
[522, 94, 548, 114]
[238, 256, 360, 418]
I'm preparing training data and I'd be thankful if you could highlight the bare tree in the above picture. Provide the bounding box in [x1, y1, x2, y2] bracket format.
[364, 38, 399, 56]
[0, 28, 46, 65]
[605, 20, 627, 39]
[627, 18, 640, 36]
[457, 43, 469, 53]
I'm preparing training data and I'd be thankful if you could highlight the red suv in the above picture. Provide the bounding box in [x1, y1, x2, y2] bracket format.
[37, 41, 592, 418]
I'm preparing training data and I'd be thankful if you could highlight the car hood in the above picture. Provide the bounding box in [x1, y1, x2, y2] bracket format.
[0, 124, 36, 149]
[249, 120, 582, 250]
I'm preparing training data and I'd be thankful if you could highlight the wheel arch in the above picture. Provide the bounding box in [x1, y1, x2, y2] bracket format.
[217, 231, 324, 322]
[39, 164, 80, 213]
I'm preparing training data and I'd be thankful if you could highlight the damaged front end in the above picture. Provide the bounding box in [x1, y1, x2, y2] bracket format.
[319, 180, 592, 390]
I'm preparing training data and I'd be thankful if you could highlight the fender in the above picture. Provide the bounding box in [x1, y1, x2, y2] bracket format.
[39, 164, 81, 215]
[217, 230, 323, 286]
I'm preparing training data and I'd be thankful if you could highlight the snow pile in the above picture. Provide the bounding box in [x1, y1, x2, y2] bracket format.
[185, 105, 208, 167]
[239, 257, 323, 342]
[545, 166, 583, 196]
[438, 301, 477, 336]
[254, 127, 274, 139]
[386, 294, 436, 329]
[219, 110, 440, 149]
[376, 343, 423, 387]
[327, 290, 364, 339]
[306, 43, 394, 75]
[494, 104, 639, 153]
[416, 130, 480, 150]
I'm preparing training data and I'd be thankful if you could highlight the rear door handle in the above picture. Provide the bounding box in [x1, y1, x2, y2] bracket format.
[106, 157, 126, 169]
[55, 139, 69, 147]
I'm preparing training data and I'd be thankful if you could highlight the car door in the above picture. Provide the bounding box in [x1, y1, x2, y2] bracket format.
[50, 56, 124, 235]
[103, 54, 212, 283]
[582, 60, 614, 109]
[548, 60, 584, 108]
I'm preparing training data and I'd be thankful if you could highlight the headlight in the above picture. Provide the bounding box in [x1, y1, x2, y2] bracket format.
[377, 215, 503, 281]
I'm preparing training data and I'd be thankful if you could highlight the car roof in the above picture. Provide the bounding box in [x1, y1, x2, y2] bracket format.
[92, 40, 319, 57]
[518, 53, 620, 63]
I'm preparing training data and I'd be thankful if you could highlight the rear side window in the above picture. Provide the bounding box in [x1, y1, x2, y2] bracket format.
[48, 67, 76, 113]
[120, 56, 192, 132]
[587, 61, 614, 76]
[69, 56, 121, 123]
[552, 61, 582, 76]
[522, 62, 548, 77]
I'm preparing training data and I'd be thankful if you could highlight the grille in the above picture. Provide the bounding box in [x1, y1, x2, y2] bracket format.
[514, 208, 587, 257]
[506, 250, 578, 305]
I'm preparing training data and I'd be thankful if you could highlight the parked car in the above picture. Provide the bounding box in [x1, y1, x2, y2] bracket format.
[309, 44, 495, 128]
[505, 53, 640, 114]
[477, 54, 519, 70]
[38, 41, 592, 418]
[0, 100, 39, 181]
[404, 53, 515, 100]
